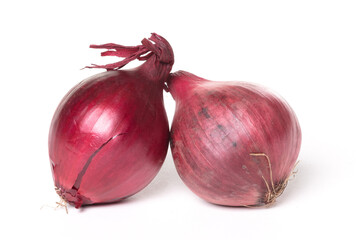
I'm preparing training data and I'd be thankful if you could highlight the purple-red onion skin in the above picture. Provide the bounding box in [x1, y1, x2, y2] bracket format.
[49, 71, 169, 207]
[48, 34, 173, 207]
[168, 71, 301, 206]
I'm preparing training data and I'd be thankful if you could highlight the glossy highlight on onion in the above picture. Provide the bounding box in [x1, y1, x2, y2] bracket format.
[48, 33, 174, 208]
[167, 71, 301, 206]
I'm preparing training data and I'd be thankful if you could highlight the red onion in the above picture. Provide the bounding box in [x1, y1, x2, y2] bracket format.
[167, 71, 301, 206]
[48, 34, 174, 208]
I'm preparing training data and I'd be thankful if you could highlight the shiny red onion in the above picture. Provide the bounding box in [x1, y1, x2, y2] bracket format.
[48, 34, 174, 208]
[167, 71, 301, 206]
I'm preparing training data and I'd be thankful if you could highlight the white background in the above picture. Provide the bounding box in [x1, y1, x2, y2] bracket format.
[1, 0, 355, 239]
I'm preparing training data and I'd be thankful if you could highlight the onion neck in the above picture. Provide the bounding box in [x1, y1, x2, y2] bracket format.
[138, 34, 174, 85]
[138, 56, 173, 85]
[167, 71, 207, 100]
[86, 33, 174, 88]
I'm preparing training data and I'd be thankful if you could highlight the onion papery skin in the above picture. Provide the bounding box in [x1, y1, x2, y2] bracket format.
[48, 34, 173, 208]
[167, 71, 301, 206]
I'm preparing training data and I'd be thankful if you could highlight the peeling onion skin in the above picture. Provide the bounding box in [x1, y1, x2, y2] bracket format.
[167, 71, 301, 206]
[48, 34, 173, 208]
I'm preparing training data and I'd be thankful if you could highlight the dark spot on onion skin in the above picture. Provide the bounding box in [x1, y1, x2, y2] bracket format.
[251, 157, 261, 165]
[232, 142, 237, 147]
[257, 195, 266, 205]
[217, 124, 224, 130]
[199, 107, 211, 118]
[169, 136, 175, 149]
